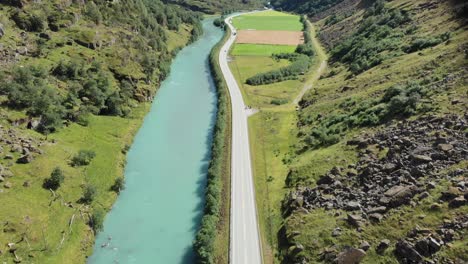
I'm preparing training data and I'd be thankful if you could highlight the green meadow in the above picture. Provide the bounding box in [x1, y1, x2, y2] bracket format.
[232, 44, 297, 56]
[233, 10, 303, 31]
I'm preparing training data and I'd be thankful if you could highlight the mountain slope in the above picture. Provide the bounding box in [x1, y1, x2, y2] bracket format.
[267, 0, 468, 263]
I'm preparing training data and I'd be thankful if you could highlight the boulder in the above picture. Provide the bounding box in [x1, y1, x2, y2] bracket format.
[376, 239, 390, 254]
[332, 227, 342, 237]
[437, 144, 453, 151]
[448, 196, 466, 208]
[441, 187, 462, 201]
[0, 176, 4, 183]
[317, 174, 335, 185]
[411, 154, 432, 164]
[381, 185, 417, 207]
[347, 214, 364, 228]
[369, 213, 383, 222]
[394, 240, 423, 262]
[345, 201, 361, 211]
[10, 144, 22, 153]
[414, 237, 442, 257]
[0, 23, 4, 38]
[359, 241, 371, 251]
[17, 153, 33, 164]
[4, 182, 12, 189]
[2, 170, 13, 178]
[367, 206, 387, 214]
[335, 248, 366, 264]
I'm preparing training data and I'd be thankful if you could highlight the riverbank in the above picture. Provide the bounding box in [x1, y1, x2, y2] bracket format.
[194, 21, 233, 264]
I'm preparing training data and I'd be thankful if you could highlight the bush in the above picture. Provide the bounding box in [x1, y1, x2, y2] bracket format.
[11, 10, 45, 32]
[213, 18, 224, 28]
[82, 185, 97, 204]
[111, 177, 125, 193]
[84, 2, 103, 25]
[90, 208, 105, 234]
[43, 167, 65, 190]
[271, 99, 288, 105]
[404, 33, 449, 53]
[71, 150, 96, 166]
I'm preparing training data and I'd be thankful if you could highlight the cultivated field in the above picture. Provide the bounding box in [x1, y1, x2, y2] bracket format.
[233, 10, 303, 31]
[236, 30, 304, 45]
[231, 44, 297, 56]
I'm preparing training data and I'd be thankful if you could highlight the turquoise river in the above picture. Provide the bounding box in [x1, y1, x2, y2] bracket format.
[88, 19, 223, 263]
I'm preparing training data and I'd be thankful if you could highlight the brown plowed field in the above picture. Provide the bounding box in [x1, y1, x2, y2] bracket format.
[236, 30, 304, 45]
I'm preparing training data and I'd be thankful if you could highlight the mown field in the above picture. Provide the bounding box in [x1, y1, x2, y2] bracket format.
[233, 10, 303, 31]
[231, 44, 297, 56]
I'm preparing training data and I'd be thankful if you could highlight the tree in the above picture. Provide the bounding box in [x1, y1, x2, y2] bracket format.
[71, 150, 96, 166]
[111, 177, 125, 193]
[43, 167, 65, 190]
[90, 208, 105, 234]
[82, 185, 97, 204]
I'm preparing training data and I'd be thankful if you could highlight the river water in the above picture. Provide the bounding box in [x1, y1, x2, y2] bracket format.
[88, 19, 223, 264]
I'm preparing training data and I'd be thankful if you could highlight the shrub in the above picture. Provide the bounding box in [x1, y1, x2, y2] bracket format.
[11, 10, 45, 32]
[84, 2, 103, 25]
[82, 185, 97, 204]
[271, 99, 288, 105]
[71, 150, 96, 166]
[403, 33, 449, 53]
[111, 177, 125, 193]
[90, 208, 105, 234]
[43, 167, 65, 190]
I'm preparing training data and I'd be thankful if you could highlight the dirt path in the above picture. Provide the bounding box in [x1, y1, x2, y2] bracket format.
[293, 19, 328, 105]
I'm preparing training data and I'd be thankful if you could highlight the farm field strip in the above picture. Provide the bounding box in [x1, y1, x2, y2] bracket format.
[232, 44, 297, 56]
[236, 30, 304, 45]
[233, 10, 303, 31]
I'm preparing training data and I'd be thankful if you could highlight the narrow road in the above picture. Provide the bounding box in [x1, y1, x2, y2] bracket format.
[293, 19, 328, 105]
[219, 13, 263, 264]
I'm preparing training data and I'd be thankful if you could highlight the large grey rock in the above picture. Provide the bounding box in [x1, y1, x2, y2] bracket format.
[335, 248, 366, 264]
[376, 239, 390, 254]
[17, 153, 33, 164]
[394, 240, 423, 262]
[0, 23, 4, 38]
[448, 196, 467, 208]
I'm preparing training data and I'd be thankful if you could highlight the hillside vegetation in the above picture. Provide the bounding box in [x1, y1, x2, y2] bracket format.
[253, 0, 468, 263]
[0, 0, 206, 262]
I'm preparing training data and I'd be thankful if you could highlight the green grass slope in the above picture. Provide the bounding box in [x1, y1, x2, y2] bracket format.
[239, 0, 467, 263]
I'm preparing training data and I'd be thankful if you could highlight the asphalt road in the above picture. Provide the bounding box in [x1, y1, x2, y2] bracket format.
[220, 13, 263, 264]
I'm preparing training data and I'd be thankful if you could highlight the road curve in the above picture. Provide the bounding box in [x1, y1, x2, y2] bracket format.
[219, 13, 263, 264]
